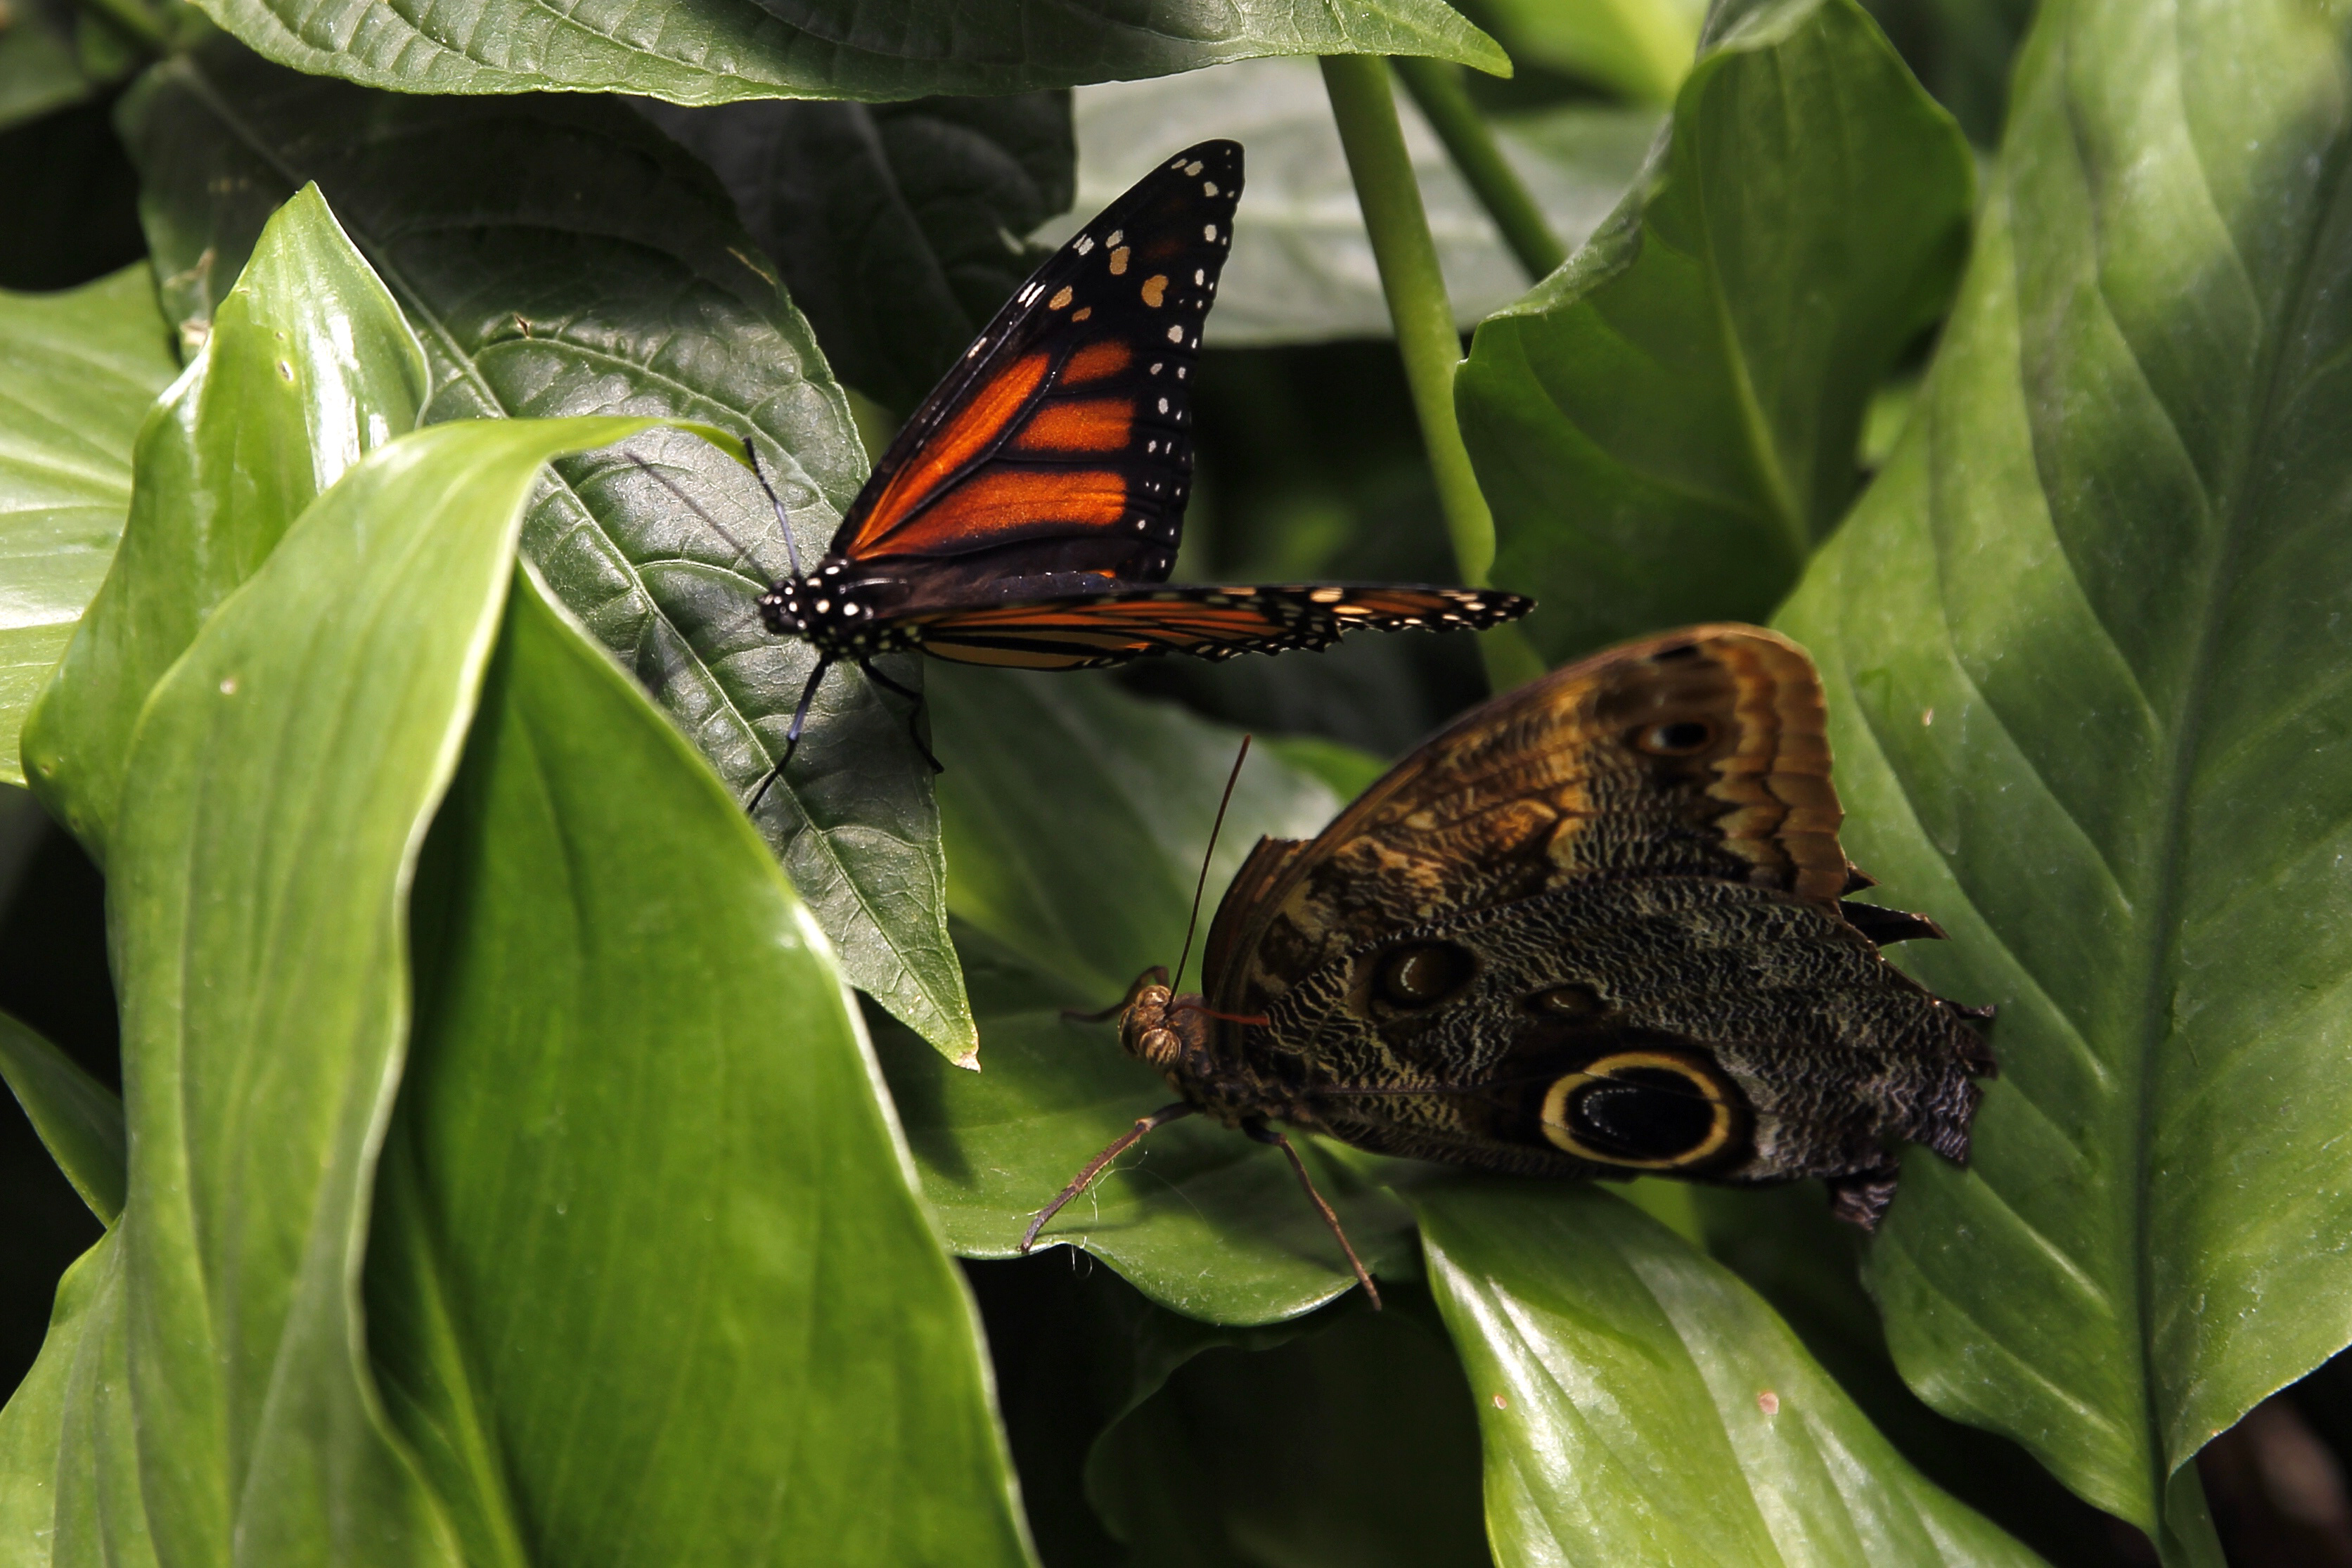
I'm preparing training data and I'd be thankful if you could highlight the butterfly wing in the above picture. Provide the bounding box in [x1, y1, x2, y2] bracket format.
[825, 141, 1241, 608]
[1194, 624, 1990, 1221]
[900, 584, 1531, 670]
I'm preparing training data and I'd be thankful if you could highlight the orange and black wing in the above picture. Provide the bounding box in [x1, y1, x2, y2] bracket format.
[901, 584, 1533, 670]
[825, 142, 1242, 608]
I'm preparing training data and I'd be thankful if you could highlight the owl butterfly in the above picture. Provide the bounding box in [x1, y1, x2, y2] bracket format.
[636, 138, 1529, 802]
[1024, 625, 1995, 1305]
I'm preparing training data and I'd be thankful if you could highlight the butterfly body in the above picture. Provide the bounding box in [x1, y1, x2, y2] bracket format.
[1099, 625, 1993, 1233]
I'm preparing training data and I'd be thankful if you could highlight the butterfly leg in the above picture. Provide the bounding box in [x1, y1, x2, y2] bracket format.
[1245, 1121, 1382, 1311]
[857, 658, 943, 773]
[746, 658, 830, 816]
[1020, 1101, 1197, 1253]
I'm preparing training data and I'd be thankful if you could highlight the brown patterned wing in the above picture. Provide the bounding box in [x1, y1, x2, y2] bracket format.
[1207, 624, 1851, 1022]
[1189, 624, 1990, 1225]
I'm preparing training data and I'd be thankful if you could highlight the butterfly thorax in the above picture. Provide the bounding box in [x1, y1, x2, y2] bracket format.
[758, 561, 917, 659]
[1118, 979, 1304, 1127]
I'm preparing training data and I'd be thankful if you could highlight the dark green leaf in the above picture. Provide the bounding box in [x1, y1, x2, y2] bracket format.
[1051, 58, 1659, 345]
[875, 666, 1415, 1324]
[1774, 0, 2352, 1554]
[0, 1236, 137, 1564]
[645, 92, 1075, 413]
[0, 264, 174, 785]
[364, 572, 1032, 1568]
[1459, 0, 1972, 662]
[0, 1009, 124, 1225]
[1415, 1181, 2045, 1567]
[1089, 1290, 1491, 1567]
[118, 45, 973, 1059]
[188, 0, 1506, 105]
[47, 415, 653, 1564]
[21, 185, 426, 849]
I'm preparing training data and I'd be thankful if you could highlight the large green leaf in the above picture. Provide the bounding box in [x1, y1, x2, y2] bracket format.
[45, 416, 650, 1566]
[1458, 0, 1972, 663]
[0, 266, 174, 785]
[187, 0, 1505, 105]
[645, 92, 1076, 413]
[0, 1010, 124, 1226]
[1775, 0, 2352, 1554]
[875, 665, 1415, 1325]
[1048, 58, 1659, 345]
[1417, 1182, 2044, 1567]
[119, 45, 973, 1059]
[364, 572, 1032, 1568]
[0, 5, 99, 134]
[22, 184, 427, 852]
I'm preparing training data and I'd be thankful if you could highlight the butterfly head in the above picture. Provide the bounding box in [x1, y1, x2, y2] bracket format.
[757, 562, 911, 657]
[1117, 975, 1202, 1072]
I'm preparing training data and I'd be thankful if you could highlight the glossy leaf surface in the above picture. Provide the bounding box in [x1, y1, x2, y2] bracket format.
[1459, 0, 1972, 662]
[23, 184, 426, 850]
[875, 665, 1415, 1325]
[32, 417, 647, 1565]
[365, 574, 1032, 1568]
[0, 266, 174, 784]
[186, 0, 1506, 105]
[1418, 1182, 2044, 1567]
[1776, 0, 2352, 1549]
[645, 91, 1075, 413]
[118, 46, 972, 1059]
[1048, 58, 1659, 345]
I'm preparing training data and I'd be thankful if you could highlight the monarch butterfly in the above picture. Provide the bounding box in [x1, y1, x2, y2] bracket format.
[660, 139, 1532, 802]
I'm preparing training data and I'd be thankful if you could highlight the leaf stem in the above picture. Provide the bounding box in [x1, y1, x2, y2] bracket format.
[1322, 56, 1543, 686]
[1392, 57, 1566, 283]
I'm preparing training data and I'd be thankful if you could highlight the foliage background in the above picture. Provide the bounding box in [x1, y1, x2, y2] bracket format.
[3, 0, 2352, 1564]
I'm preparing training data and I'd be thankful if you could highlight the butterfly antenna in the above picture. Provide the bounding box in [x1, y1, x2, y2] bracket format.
[624, 450, 771, 584]
[745, 440, 807, 579]
[1174, 735, 1251, 994]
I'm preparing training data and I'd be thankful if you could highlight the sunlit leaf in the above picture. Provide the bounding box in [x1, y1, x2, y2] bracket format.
[21, 185, 426, 849]
[1776, 0, 2352, 1555]
[0, 266, 174, 784]
[187, 0, 1506, 105]
[1459, 0, 1972, 662]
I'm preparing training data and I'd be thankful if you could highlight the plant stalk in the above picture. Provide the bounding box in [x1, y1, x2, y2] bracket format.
[1322, 55, 1543, 688]
[1392, 56, 1566, 283]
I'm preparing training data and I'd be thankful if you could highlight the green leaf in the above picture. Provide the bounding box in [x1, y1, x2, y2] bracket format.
[0, 265, 174, 785]
[22, 184, 427, 850]
[0, 1010, 124, 1226]
[119, 46, 975, 1061]
[645, 93, 1076, 413]
[1465, 0, 1707, 103]
[875, 666, 1415, 1325]
[1088, 1290, 1491, 1567]
[1774, 0, 2352, 1553]
[1458, 0, 1973, 664]
[364, 572, 1033, 1568]
[76, 415, 650, 1565]
[1050, 58, 1659, 345]
[0, 1235, 147, 1568]
[185, 0, 1506, 105]
[1415, 1181, 2045, 1567]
